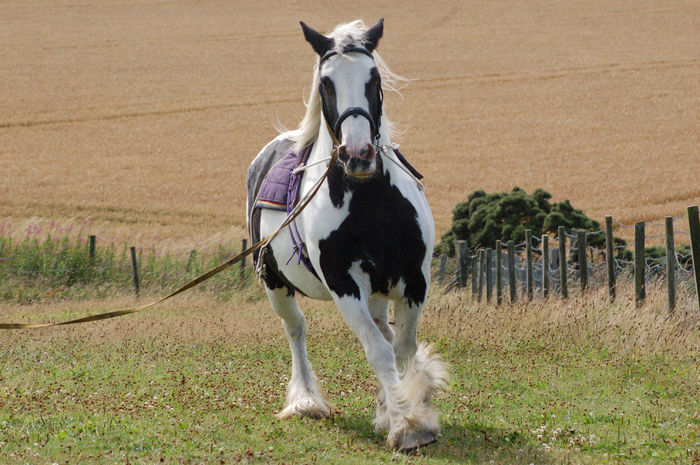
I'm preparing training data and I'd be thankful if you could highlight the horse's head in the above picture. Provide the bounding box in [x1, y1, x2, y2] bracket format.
[301, 19, 385, 178]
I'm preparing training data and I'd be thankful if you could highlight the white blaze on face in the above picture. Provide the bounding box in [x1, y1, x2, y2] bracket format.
[321, 54, 378, 176]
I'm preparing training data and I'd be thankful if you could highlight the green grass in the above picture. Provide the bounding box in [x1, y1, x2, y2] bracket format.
[1, 293, 698, 464]
[0, 233, 250, 304]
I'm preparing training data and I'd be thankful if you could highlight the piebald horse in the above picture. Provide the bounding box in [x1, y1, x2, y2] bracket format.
[246, 19, 447, 450]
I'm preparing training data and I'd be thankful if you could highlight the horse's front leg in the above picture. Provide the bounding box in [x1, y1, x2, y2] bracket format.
[367, 296, 394, 434]
[333, 292, 443, 450]
[388, 300, 449, 448]
[368, 296, 394, 344]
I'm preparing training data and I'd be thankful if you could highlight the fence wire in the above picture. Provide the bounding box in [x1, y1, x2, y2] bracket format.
[439, 212, 699, 309]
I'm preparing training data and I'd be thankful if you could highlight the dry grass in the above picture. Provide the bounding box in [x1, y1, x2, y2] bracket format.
[1, 0, 698, 250]
[2, 279, 697, 358]
[424, 282, 700, 357]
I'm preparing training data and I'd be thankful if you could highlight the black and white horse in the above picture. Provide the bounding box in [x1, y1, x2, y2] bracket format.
[246, 19, 447, 450]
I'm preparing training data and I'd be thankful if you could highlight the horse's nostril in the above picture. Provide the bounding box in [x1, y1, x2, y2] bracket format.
[366, 144, 376, 161]
[338, 145, 350, 162]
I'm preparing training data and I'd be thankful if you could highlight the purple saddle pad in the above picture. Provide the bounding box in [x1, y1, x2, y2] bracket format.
[255, 145, 312, 211]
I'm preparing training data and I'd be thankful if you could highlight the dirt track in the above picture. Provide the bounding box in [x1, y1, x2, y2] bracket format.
[1, 0, 698, 250]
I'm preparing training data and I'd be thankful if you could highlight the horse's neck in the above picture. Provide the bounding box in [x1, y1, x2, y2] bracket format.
[307, 127, 334, 165]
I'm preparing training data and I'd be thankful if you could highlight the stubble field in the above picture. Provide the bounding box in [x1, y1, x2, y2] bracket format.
[1, 0, 698, 251]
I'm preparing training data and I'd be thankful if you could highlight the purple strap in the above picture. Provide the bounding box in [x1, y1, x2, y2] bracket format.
[284, 145, 319, 278]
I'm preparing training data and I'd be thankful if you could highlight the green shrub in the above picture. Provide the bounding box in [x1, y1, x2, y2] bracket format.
[437, 187, 612, 256]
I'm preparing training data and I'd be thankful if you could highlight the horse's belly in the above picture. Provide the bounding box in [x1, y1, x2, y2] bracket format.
[261, 211, 332, 300]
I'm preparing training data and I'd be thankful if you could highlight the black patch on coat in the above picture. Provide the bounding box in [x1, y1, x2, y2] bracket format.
[256, 245, 296, 297]
[318, 164, 427, 306]
[319, 76, 339, 135]
[365, 67, 382, 134]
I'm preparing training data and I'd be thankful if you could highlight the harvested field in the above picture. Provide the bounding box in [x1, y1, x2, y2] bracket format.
[1, 0, 698, 250]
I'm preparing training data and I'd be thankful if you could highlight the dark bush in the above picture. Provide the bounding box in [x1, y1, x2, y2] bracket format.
[437, 187, 616, 256]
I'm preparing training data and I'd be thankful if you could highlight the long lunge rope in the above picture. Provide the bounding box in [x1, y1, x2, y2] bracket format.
[0, 150, 338, 330]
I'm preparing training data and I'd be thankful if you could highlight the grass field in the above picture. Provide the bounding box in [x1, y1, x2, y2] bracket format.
[1, 0, 699, 250]
[1, 287, 698, 464]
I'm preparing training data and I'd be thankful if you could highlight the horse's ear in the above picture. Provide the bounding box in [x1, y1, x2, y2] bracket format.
[300, 21, 334, 56]
[363, 18, 384, 52]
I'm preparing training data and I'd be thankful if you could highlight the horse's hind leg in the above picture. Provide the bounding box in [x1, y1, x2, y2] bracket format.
[266, 286, 333, 419]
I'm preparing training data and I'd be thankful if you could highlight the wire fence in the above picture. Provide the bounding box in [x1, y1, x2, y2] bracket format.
[2, 208, 699, 311]
[0, 235, 256, 301]
[437, 206, 700, 312]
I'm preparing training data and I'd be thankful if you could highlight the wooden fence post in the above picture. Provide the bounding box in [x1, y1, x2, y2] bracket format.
[558, 226, 568, 298]
[185, 249, 196, 277]
[477, 250, 484, 302]
[130, 246, 140, 297]
[470, 255, 477, 297]
[542, 235, 550, 298]
[687, 206, 700, 311]
[665, 217, 675, 312]
[577, 230, 588, 292]
[508, 240, 516, 303]
[525, 230, 533, 300]
[496, 241, 503, 305]
[634, 222, 646, 305]
[438, 254, 447, 284]
[455, 240, 468, 288]
[88, 235, 96, 265]
[486, 248, 493, 302]
[605, 216, 615, 300]
[240, 238, 248, 279]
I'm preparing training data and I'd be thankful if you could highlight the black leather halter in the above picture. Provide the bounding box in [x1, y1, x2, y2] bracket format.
[318, 47, 383, 145]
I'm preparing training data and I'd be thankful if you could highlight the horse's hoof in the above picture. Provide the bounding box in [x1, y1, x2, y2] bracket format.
[275, 397, 334, 420]
[389, 430, 437, 451]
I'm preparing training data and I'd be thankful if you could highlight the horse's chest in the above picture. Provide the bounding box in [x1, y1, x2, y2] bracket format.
[312, 172, 429, 306]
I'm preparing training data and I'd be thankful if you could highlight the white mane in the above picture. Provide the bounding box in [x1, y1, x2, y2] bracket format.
[287, 20, 407, 150]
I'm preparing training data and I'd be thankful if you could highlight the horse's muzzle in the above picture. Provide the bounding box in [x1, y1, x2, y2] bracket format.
[337, 143, 377, 178]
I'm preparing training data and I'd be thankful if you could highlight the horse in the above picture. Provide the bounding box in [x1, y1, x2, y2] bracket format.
[246, 19, 447, 450]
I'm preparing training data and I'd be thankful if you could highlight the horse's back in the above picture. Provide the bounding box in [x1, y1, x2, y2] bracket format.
[246, 134, 296, 243]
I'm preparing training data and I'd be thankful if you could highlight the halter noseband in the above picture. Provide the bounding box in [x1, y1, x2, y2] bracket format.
[318, 47, 383, 146]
